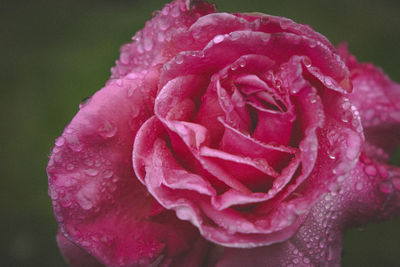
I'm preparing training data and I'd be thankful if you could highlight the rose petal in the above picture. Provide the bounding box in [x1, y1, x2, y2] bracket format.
[219, 117, 297, 169]
[188, 12, 250, 43]
[47, 74, 200, 266]
[160, 31, 349, 90]
[338, 44, 400, 155]
[133, 116, 216, 196]
[215, 157, 400, 266]
[237, 13, 335, 53]
[111, 0, 216, 78]
[57, 230, 104, 267]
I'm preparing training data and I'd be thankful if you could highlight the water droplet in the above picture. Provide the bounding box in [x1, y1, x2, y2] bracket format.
[55, 136, 65, 146]
[67, 134, 83, 152]
[48, 187, 58, 200]
[230, 31, 241, 40]
[230, 62, 239, 71]
[158, 16, 170, 31]
[332, 162, 350, 175]
[175, 54, 184, 64]
[303, 257, 310, 264]
[79, 97, 91, 109]
[157, 32, 165, 42]
[292, 258, 300, 264]
[137, 43, 144, 54]
[143, 38, 154, 51]
[303, 57, 312, 67]
[237, 58, 246, 68]
[378, 165, 389, 178]
[213, 35, 224, 44]
[103, 169, 113, 179]
[261, 34, 270, 43]
[99, 121, 117, 139]
[364, 165, 377, 176]
[161, 5, 170, 15]
[120, 51, 130, 65]
[85, 168, 99, 177]
[379, 180, 392, 194]
[171, 6, 180, 17]
[355, 181, 363, 191]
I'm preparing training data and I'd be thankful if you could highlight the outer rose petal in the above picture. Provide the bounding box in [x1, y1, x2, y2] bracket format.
[111, 0, 215, 79]
[57, 230, 104, 267]
[215, 157, 400, 267]
[47, 73, 203, 266]
[338, 44, 400, 156]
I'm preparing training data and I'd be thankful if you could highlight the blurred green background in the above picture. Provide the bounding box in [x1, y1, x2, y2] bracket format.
[1, 0, 399, 266]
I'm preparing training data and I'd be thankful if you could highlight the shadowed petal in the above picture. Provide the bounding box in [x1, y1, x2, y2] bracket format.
[339, 44, 400, 156]
[57, 230, 104, 267]
[215, 157, 400, 266]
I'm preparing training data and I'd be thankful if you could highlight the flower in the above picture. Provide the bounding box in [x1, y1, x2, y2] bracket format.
[47, 0, 400, 266]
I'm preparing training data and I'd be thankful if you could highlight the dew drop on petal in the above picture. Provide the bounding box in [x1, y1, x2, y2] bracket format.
[159, 16, 170, 31]
[379, 180, 392, 194]
[355, 181, 363, 191]
[84, 168, 99, 177]
[213, 35, 224, 44]
[171, 5, 180, 17]
[303, 57, 312, 67]
[66, 134, 83, 152]
[55, 136, 65, 147]
[143, 38, 154, 51]
[98, 121, 117, 139]
[175, 54, 184, 64]
[120, 52, 130, 65]
[364, 165, 377, 176]
[237, 58, 246, 68]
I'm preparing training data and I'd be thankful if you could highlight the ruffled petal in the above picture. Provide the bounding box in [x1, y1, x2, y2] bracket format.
[111, 0, 216, 79]
[160, 30, 349, 90]
[338, 44, 400, 155]
[237, 13, 335, 53]
[215, 158, 400, 266]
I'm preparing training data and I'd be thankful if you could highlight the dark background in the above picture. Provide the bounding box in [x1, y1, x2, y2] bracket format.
[1, 0, 399, 266]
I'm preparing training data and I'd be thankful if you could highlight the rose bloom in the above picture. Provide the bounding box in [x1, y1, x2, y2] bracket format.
[47, 0, 400, 266]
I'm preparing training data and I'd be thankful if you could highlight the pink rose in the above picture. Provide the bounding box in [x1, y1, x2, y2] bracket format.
[47, 0, 400, 266]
